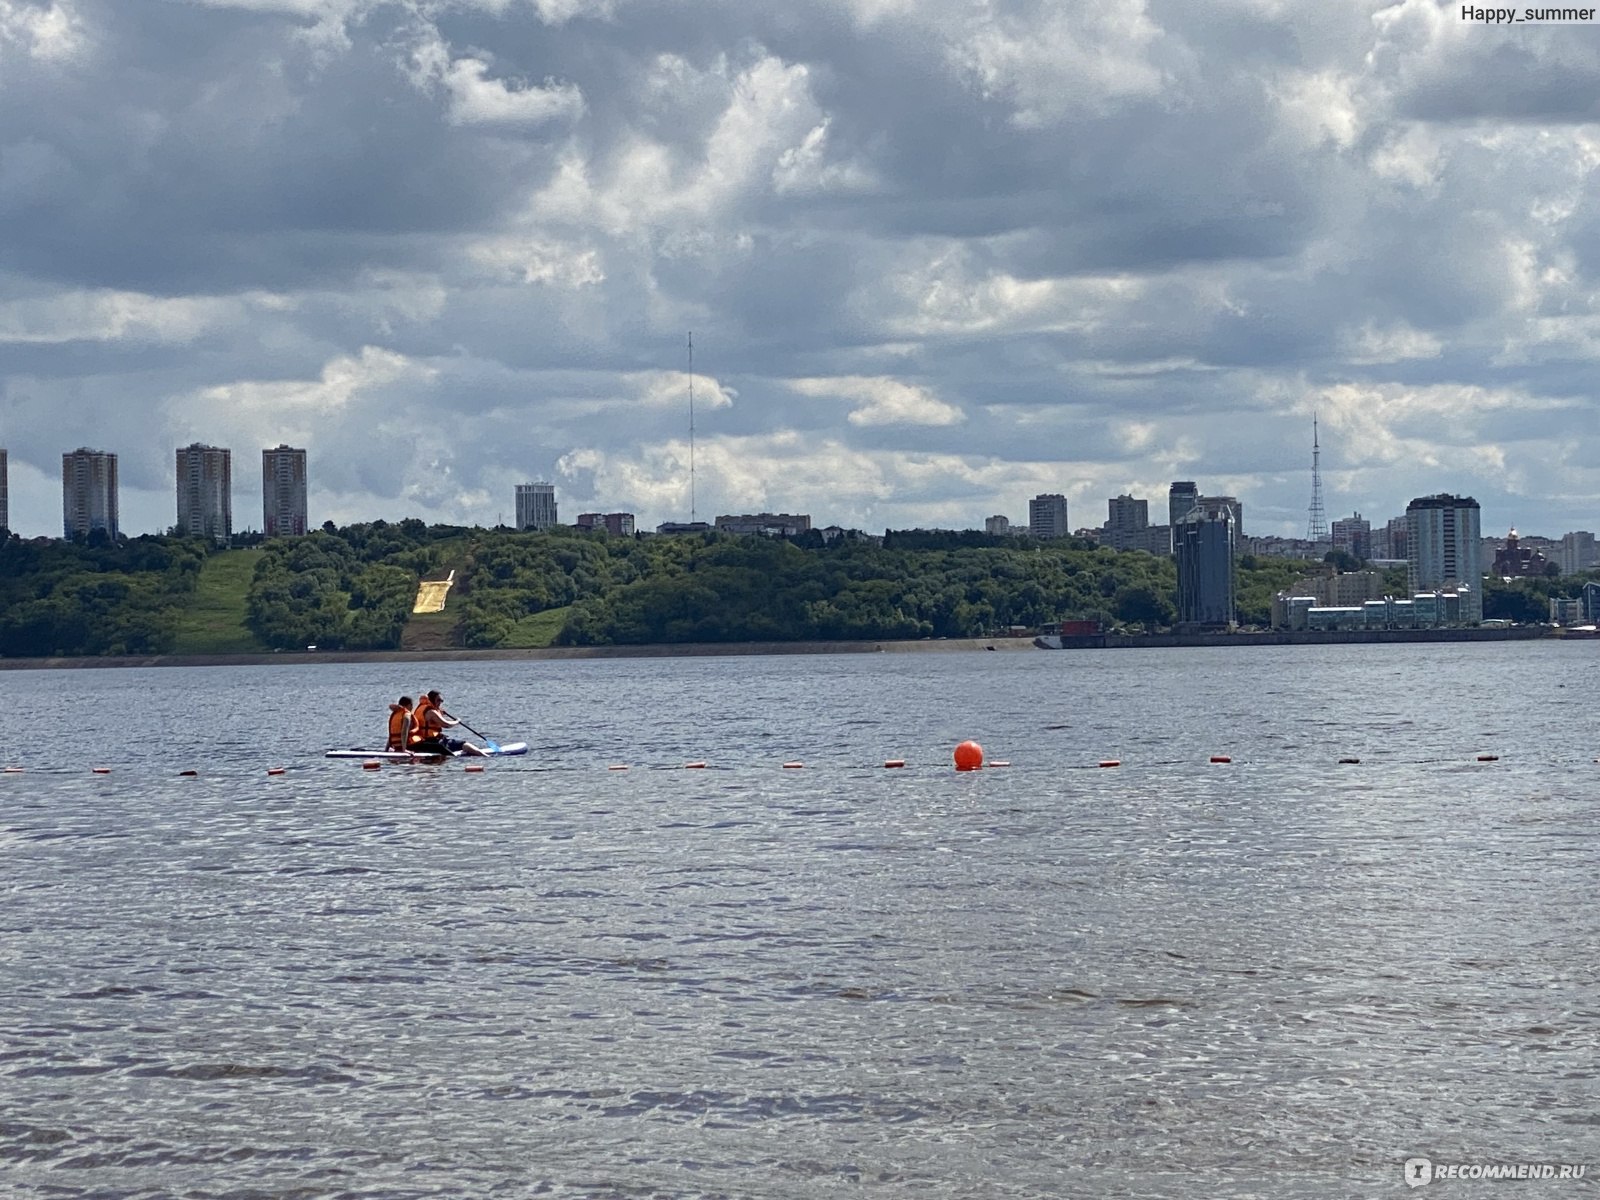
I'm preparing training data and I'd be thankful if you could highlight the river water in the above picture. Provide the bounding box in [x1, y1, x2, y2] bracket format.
[2, 642, 1597, 1198]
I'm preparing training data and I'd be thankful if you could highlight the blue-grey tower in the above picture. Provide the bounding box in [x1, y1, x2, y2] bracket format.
[1175, 499, 1237, 628]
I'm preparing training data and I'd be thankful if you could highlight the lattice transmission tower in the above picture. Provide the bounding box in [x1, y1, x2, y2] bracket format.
[1306, 414, 1328, 543]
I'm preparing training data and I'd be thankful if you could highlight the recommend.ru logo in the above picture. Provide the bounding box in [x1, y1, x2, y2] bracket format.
[1404, 1156, 1588, 1186]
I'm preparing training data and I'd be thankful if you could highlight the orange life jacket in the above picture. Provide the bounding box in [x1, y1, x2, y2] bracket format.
[386, 704, 411, 751]
[410, 695, 435, 744]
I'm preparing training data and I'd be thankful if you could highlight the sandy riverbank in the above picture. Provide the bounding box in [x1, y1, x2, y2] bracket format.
[0, 636, 1043, 671]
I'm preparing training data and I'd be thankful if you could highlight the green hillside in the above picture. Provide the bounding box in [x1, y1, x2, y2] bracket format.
[9, 520, 1582, 660]
[172, 549, 268, 654]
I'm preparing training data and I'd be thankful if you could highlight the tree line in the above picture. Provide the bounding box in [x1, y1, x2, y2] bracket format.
[0, 523, 1593, 656]
[0, 535, 207, 656]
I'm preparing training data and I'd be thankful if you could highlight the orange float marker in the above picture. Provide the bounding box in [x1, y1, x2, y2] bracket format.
[884, 759, 906, 769]
[362, 760, 381, 770]
[783, 761, 804, 769]
[953, 740, 984, 771]
[464, 764, 485, 773]
[684, 761, 707, 769]
[1209, 755, 1232, 764]
[1098, 760, 1121, 768]
[92, 767, 111, 775]
[266, 767, 286, 776]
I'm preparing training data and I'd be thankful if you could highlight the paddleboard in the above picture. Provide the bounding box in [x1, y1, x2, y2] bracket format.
[325, 741, 527, 761]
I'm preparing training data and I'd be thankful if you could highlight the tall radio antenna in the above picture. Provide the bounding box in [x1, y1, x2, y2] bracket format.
[687, 331, 696, 523]
[1307, 413, 1328, 543]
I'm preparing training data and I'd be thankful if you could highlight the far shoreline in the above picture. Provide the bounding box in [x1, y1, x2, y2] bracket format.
[0, 636, 1041, 671]
[0, 626, 1583, 671]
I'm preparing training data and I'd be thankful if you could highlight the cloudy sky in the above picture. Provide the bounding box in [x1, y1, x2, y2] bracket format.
[2, 0, 1598, 539]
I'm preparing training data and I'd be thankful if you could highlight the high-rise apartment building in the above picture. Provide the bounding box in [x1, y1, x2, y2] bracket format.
[1331, 512, 1371, 561]
[0, 447, 8, 533]
[176, 443, 232, 544]
[63, 448, 119, 540]
[1377, 514, 1408, 560]
[984, 515, 1011, 536]
[1103, 494, 1149, 550]
[1406, 494, 1482, 624]
[262, 444, 308, 537]
[1175, 499, 1236, 627]
[1168, 481, 1199, 552]
[1029, 493, 1069, 539]
[1199, 495, 1242, 537]
[515, 482, 557, 530]
[1558, 531, 1598, 576]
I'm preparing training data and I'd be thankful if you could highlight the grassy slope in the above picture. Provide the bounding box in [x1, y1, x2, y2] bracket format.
[400, 609, 458, 652]
[502, 606, 571, 649]
[172, 549, 269, 654]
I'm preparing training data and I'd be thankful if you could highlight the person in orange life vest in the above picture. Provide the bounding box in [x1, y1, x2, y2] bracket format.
[410, 689, 467, 755]
[386, 696, 415, 751]
[409, 692, 435, 746]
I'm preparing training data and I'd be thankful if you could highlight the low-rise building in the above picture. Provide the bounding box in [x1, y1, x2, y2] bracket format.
[1274, 587, 1474, 630]
[1550, 596, 1584, 625]
[1583, 581, 1600, 624]
[714, 512, 811, 536]
[577, 512, 636, 536]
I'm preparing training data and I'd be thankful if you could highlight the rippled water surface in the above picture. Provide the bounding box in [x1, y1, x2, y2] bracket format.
[3, 643, 1598, 1198]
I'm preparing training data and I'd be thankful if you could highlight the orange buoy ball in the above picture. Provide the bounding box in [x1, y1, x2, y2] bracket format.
[953, 740, 984, 771]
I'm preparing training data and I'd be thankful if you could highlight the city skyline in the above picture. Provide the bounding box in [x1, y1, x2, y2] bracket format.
[1, 5, 1598, 540]
[6, 433, 1600, 558]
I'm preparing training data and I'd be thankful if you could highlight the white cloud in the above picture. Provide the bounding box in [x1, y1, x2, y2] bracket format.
[164, 346, 436, 450]
[1313, 380, 1573, 470]
[441, 56, 584, 126]
[952, 0, 1166, 125]
[467, 236, 605, 286]
[0, 0, 85, 62]
[407, 24, 583, 127]
[624, 369, 735, 411]
[0, 289, 243, 344]
[521, 52, 851, 235]
[1341, 321, 1443, 365]
[791, 376, 964, 427]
